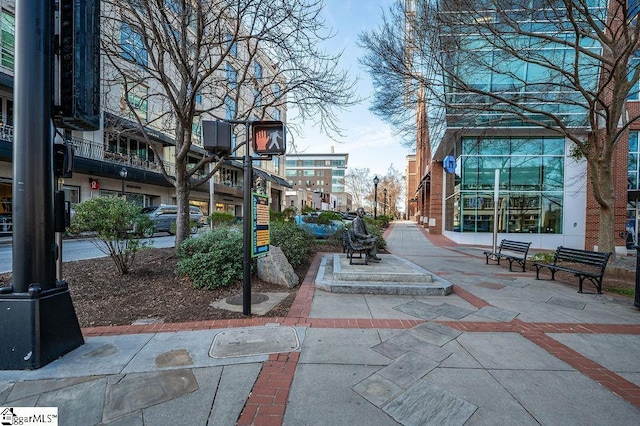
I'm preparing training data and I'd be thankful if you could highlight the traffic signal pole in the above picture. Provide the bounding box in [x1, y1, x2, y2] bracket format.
[242, 122, 252, 315]
[0, 0, 83, 370]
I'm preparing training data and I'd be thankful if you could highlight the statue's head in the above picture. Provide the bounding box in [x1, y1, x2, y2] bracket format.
[356, 207, 365, 217]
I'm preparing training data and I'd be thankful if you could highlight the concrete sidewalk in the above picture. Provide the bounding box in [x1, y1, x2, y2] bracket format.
[0, 221, 639, 425]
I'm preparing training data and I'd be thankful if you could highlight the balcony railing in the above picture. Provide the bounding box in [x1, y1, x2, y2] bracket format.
[0, 125, 247, 189]
[0, 124, 176, 175]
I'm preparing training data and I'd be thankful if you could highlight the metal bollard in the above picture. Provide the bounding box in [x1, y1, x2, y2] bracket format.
[635, 246, 640, 309]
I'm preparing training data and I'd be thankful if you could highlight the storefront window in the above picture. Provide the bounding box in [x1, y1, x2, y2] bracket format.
[445, 136, 565, 234]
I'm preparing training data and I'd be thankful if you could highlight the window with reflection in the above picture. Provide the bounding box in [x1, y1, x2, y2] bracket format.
[629, 132, 639, 190]
[445, 136, 565, 234]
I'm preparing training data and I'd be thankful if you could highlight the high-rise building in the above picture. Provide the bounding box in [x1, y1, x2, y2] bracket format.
[408, 0, 633, 254]
[285, 151, 351, 212]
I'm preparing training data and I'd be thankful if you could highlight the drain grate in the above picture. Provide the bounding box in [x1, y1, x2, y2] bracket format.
[209, 326, 300, 358]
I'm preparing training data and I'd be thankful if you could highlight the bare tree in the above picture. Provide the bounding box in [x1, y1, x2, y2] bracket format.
[345, 167, 372, 210]
[359, 0, 640, 258]
[377, 164, 405, 218]
[100, 0, 356, 246]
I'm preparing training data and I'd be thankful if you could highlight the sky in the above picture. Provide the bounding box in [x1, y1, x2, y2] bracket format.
[292, 0, 412, 178]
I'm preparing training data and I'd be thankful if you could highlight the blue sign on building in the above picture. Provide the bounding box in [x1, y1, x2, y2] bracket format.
[443, 155, 456, 174]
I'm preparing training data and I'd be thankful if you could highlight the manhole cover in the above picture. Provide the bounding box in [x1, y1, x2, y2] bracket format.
[226, 293, 268, 306]
[209, 326, 300, 358]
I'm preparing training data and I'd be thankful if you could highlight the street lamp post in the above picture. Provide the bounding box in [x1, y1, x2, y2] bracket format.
[383, 188, 387, 217]
[373, 175, 379, 219]
[119, 167, 128, 197]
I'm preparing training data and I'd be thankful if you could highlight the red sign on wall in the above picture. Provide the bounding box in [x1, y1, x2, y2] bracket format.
[90, 178, 100, 190]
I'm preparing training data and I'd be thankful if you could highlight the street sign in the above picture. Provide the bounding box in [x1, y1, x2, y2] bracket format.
[252, 121, 286, 155]
[443, 155, 456, 174]
[252, 192, 270, 258]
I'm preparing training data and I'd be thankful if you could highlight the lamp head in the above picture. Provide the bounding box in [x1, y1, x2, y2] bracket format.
[373, 175, 379, 186]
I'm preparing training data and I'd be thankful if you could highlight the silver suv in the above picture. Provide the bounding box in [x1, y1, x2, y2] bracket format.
[141, 204, 204, 235]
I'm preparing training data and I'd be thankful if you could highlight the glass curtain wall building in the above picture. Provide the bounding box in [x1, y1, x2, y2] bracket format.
[423, 0, 609, 248]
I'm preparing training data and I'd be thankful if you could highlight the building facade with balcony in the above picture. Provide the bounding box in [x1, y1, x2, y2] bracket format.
[0, 1, 289, 234]
[284, 150, 352, 212]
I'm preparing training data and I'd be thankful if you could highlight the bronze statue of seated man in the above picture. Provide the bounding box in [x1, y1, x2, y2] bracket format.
[352, 207, 381, 262]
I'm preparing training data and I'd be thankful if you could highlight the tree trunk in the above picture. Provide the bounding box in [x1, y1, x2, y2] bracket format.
[174, 160, 191, 249]
[589, 158, 616, 259]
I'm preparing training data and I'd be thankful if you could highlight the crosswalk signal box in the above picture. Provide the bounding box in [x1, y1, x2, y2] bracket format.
[252, 121, 286, 155]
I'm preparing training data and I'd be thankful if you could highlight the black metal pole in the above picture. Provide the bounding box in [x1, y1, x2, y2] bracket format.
[1, 0, 84, 370]
[243, 122, 252, 315]
[12, 0, 56, 293]
[634, 245, 640, 309]
[374, 183, 378, 220]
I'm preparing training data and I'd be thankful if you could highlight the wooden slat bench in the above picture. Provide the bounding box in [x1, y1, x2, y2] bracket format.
[532, 246, 611, 294]
[342, 228, 369, 265]
[483, 239, 532, 272]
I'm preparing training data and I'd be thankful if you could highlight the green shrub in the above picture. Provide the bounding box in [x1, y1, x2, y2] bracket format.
[209, 212, 236, 226]
[301, 206, 316, 214]
[176, 226, 243, 289]
[69, 196, 155, 274]
[301, 211, 342, 225]
[270, 221, 316, 268]
[271, 207, 297, 222]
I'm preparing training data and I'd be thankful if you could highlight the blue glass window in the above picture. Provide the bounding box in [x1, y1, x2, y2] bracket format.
[121, 23, 147, 66]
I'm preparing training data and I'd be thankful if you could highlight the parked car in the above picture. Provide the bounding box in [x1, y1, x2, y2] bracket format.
[141, 204, 204, 235]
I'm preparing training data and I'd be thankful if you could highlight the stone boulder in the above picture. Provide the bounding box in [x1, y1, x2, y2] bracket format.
[257, 245, 299, 288]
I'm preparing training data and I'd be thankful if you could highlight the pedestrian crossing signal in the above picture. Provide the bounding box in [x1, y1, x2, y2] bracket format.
[252, 121, 286, 155]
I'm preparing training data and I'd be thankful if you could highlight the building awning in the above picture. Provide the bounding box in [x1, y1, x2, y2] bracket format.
[103, 112, 177, 147]
[415, 172, 431, 194]
[252, 169, 291, 188]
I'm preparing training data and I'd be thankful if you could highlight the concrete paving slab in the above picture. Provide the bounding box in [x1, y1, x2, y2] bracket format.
[309, 292, 372, 318]
[395, 301, 477, 320]
[0, 382, 12, 404]
[352, 373, 404, 407]
[492, 369, 640, 425]
[382, 332, 453, 362]
[437, 339, 484, 369]
[364, 295, 437, 320]
[377, 352, 438, 388]
[37, 377, 107, 426]
[208, 363, 262, 426]
[392, 300, 440, 320]
[472, 298, 585, 324]
[426, 368, 539, 425]
[0, 334, 155, 381]
[100, 412, 143, 426]
[298, 328, 390, 366]
[103, 369, 199, 422]
[383, 379, 477, 426]
[457, 333, 573, 370]
[120, 329, 273, 373]
[285, 364, 401, 426]
[141, 367, 222, 426]
[5, 377, 99, 402]
[407, 322, 462, 346]
[546, 297, 586, 310]
[549, 333, 640, 373]
[474, 306, 519, 322]
[209, 326, 300, 358]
